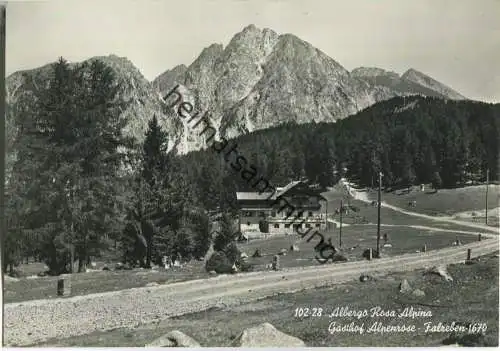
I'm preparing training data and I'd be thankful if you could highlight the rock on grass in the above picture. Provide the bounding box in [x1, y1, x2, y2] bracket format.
[231, 322, 306, 347]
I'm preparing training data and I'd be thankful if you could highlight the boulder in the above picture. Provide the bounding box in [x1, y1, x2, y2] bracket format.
[208, 270, 217, 276]
[426, 265, 453, 282]
[145, 330, 201, 347]
[399, 279, 412, 293]
[332, 254, 348, 262]
[231, 322, 306, 347]
[231, 263, 239, 273]
[290, 244, 300, 252]
[412, 289, 426, 297]
[240, 252, 248, 259]
[359, 274, 371, 282]
[279, 248, 287, 256]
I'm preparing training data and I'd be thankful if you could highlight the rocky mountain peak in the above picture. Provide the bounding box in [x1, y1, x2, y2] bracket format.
[351, 67, 400, 79]
[401, 68, 466, 100]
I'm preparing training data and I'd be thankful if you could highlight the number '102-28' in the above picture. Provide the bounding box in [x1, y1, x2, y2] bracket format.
[294, 307, 323, 317]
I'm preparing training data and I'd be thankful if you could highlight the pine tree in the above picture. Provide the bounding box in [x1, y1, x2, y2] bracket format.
[213, 212, 236, 252]
[12, 58, 133, 273]
[124, 115, 171, 267]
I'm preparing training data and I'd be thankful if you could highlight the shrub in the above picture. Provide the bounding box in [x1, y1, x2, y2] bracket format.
[259, 219, 269, 233]
[205, 251, 234, 274]
[224, 242, 241, 264]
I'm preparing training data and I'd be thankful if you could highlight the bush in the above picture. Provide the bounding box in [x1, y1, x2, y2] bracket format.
[259, 220, 269, 233]
[224, 242, 241, 264]
[205, 251, 234, 274]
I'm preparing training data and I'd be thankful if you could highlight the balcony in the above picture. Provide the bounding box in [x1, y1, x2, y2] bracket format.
[266, 214, 326, 222]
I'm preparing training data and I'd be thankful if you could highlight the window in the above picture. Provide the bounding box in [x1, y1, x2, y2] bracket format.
[245, 211, 253, 217]
[298, 212, 303, 218]
[306, 223, 311, 228]
[259, 211, 266, 217]
[247, 222, 251, 226]
[285, 224, 290, 228]
[271, 211, 276, 217]
[274, 224, 280, 228]
[315, 223, 321, 227]
[308, 211, 313, 217]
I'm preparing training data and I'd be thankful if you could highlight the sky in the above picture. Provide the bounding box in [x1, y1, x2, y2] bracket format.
[5, 0, 500, 102]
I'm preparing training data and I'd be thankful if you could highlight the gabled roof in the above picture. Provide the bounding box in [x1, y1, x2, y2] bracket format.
[275, 180, 302, 196]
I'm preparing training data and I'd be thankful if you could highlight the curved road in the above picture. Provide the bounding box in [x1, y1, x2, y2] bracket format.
[5, 200, 499, 346]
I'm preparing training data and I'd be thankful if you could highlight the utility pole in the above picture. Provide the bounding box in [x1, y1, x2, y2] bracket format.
[485, 168, 489, 225]
[376, 172, 383, 256]
[339, 199, 343, 248]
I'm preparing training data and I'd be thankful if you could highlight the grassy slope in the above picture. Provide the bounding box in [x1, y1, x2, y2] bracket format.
[3, 263, 209, 304]
[237, 226, 480, 269]
[365, 185, 499, 219]
[34, 253, 499, 347]
[321, 186, 483, 231]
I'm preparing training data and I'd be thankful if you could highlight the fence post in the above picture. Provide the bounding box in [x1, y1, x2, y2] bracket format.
[423, 244, 427, 253]
[57, 274, 72, 296]
[478, 234, 482, 241]
[272, 255, 280, 271]
[368, 248, 373, 260]
[467, 248, 472, 261]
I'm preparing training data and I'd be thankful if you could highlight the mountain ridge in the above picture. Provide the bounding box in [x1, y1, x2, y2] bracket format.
[7, 24, 468, 156]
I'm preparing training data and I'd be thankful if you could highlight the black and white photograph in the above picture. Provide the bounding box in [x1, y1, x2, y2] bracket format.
[1, 0, 499, 347]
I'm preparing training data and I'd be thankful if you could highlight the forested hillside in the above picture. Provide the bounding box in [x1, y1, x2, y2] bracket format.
[175, 95, 499, 211]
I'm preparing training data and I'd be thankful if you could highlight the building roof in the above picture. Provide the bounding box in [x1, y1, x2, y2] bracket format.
[236, 180, 326, 202]
[276, 180, 302, 195]
[236, 192, 276, 201]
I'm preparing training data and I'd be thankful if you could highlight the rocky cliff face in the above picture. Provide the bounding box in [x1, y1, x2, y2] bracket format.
[155, 25, 467, 152]
[7, 25, 467, 160]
